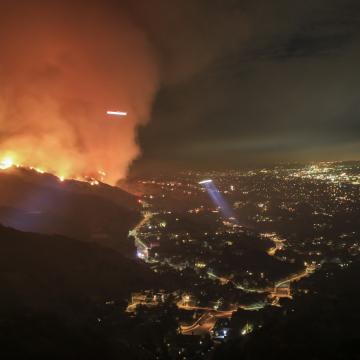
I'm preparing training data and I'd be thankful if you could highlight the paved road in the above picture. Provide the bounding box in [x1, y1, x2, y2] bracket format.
[181, 312, 231, 336]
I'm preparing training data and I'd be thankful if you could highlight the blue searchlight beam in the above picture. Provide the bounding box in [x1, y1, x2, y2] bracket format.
[199, 179, 237, 222]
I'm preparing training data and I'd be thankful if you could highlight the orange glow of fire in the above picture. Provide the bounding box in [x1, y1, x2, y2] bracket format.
[0, 153, 103, 186]
[0, 156, 14, 170]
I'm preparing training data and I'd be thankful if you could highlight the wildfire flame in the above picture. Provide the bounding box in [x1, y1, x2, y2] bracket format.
[0, 156, 13, 170]
[0, 153, 103, 186]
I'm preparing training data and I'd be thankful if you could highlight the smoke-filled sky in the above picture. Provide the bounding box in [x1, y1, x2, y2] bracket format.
[0, 0, 158, 183]
[130, 0, 360, 174]
[1, 1, 360, 181]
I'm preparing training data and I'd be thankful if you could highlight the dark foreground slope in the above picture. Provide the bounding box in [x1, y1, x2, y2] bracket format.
[213, 262, 360, 360]
[0, 168, 140, 255]
[0, 224, 162, 359]
[0, 224, 157, 307]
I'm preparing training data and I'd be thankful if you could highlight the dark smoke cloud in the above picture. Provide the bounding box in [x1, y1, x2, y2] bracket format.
[126, 0, 250, 83]
[129, 0, 360, 173]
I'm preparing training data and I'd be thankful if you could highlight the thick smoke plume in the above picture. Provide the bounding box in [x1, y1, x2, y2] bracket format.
[0, 1, 158, 184]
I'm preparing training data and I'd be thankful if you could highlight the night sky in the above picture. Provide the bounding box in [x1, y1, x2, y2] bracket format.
[130, 0, 360, 174]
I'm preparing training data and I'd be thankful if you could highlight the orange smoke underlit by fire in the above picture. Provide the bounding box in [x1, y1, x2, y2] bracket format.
[0, 153, 103, 186]
[0, 2, 159, 185]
